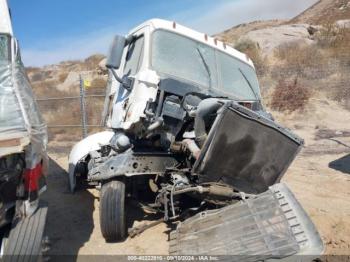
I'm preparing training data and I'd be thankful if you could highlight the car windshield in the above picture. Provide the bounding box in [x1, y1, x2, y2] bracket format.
[151, 30, 261, 101]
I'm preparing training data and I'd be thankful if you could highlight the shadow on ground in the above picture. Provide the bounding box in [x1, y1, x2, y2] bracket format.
[329, 154, 350, 175]
[42, 157, 95, 261]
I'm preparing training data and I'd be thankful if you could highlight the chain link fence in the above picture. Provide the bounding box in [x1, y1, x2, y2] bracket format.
[36, 75, 106, 144]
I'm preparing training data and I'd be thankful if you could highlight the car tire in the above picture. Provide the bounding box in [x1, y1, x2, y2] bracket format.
[99, 180, 126, 242]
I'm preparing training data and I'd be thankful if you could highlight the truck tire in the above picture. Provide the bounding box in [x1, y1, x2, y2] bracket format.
[2, 202, 48, 262]
[99, 181, 126, 242]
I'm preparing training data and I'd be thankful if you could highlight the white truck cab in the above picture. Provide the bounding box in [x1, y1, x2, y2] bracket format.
[69, 19, 264, 191]
[102, 19, 260, 133]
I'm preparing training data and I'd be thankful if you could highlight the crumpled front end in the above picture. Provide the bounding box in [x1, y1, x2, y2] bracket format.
[170, 183, 324, 260]
[168, 102, 323, 260]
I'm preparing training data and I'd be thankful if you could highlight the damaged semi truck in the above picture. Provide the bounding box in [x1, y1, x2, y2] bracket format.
[69, 19, 324, 259]
[0, 0, 48, 260]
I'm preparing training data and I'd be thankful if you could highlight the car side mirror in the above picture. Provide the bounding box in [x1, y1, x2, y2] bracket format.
[106, 35, 126, 70]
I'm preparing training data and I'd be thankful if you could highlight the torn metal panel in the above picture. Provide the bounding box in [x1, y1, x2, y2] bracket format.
[0, 134, 30, 156]
[0, 61, 47, 157]
[170, 183, 323, 260]
[0, 63, 25, 134]
[88, 150, 179, 181]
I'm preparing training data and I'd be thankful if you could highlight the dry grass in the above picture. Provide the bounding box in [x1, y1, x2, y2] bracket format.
[328, 73, 350, 109]
[316, 24, 350, 49]
[234, 39, 267, 76]
[316, 25, 350, 68]
[273, 43, 325, 79]
[32, 79, 63, 97]
[90, 78, 107, 90]
[83, 54, 105, 70]
[290, 0, 350, 25]
[58, 72, 69, 83]
[26, 67, 41, 75]
[25, 54, 107, 142]
[271, 26, 350, 101]
[315, 26, 350, 107]
[270, 78, 311, 112]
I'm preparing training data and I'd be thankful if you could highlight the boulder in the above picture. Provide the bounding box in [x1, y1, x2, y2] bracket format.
[336, 19, 350, 28]
[237, 24, 316, 56]
[98, 58, 108, 75]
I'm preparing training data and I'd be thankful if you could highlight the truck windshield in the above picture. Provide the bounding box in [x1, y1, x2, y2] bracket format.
[151, 30, 261, 100]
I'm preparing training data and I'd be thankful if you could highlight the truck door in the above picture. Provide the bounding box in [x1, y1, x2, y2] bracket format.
[109, 27, 148, 130]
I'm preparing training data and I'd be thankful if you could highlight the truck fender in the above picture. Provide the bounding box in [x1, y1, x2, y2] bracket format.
[68, 131, 114, 192]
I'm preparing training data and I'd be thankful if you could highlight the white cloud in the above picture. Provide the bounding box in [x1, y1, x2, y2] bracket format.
[180, 0, 318, 34]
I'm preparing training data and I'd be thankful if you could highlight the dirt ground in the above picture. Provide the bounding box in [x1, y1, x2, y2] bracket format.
[42, 94, 350, 259]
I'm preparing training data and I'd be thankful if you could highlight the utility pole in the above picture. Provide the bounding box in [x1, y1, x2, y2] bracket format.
[79, 75, 88, 138]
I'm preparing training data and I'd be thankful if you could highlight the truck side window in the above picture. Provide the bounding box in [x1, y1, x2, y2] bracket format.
[124, 35, 144, 76]
[0, 35, 10, 61]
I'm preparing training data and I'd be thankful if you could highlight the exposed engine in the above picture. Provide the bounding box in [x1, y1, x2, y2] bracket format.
[85, 86, 303, 222]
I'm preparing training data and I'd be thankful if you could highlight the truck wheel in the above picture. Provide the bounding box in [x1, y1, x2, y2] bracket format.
[2, 202, 48, 262]
[99, 181, 126, 242]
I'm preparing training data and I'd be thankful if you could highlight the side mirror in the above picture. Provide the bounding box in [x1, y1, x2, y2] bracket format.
[13, 38, 19, 59]
[8, 37, 19, 63]
[106, 35, 126, 70]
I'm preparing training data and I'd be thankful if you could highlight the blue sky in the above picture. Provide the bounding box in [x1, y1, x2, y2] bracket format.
[8, 0, 317, 66]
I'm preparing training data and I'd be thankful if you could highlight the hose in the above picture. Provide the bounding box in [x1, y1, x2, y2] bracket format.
[194, 98, 223, 147]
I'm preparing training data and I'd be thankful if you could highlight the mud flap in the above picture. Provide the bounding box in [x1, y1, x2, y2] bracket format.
[2, 201, 48, 262]
[169, 183, 323, 260]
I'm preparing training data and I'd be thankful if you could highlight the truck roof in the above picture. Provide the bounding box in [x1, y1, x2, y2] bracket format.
[128, 18, 255, 68]
[0, 0, 13, 35]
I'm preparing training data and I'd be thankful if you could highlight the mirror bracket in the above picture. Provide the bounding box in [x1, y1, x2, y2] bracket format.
[109, 69, 132, 91]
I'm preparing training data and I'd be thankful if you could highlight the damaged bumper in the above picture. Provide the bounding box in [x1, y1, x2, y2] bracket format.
[170, 183, 323, 260]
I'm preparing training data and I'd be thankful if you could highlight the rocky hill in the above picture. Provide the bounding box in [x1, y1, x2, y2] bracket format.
[216, 0, 350, 57]
[27, 54, 107, 141]
[216, 19, 285, 43]
[290, 0, 350, 24]
[27, 54, 107, 96]
[216, 0, 350, 108]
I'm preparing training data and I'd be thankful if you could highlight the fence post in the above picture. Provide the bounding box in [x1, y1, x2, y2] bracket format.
[79, 75, 88, 138]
